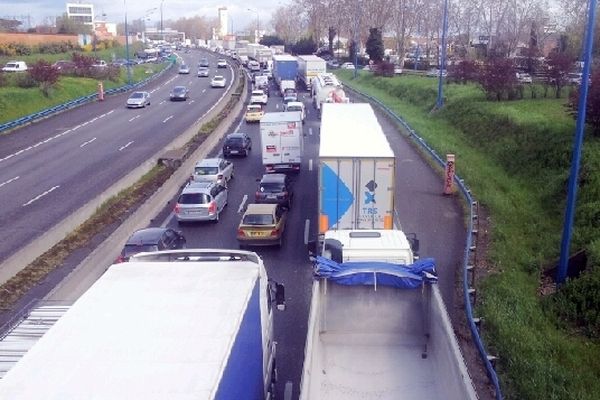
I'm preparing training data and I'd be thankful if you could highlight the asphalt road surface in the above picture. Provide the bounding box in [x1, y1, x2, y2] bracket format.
[0, 49, 234, 265]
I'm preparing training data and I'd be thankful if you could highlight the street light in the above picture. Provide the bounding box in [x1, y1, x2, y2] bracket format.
[247, 8, 259, 43]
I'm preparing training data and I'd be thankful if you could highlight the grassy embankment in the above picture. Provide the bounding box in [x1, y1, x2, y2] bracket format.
[0, 44, 166, 125]
[335, 70, 600, 400]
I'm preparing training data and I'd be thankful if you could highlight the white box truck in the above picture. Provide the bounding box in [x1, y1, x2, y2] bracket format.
[0, 249, 286, 400]
[318, 103, 395, 232]
[260, 111, 304, 172]
[297, 55, 326, 90]
[302, 230, 478, 400]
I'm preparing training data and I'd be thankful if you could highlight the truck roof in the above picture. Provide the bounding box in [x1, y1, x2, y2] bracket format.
[273, 54, 297, 62]
[297, 55, 325, 61]
[324, 230, 413, 263]
[0, 252, 263, 399]
[320, 103, 394, 158]
[261, 111, 302, 123]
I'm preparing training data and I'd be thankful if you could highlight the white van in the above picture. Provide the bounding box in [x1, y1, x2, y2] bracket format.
[284, 101, 306, 121]
[2, 61, 28, 72]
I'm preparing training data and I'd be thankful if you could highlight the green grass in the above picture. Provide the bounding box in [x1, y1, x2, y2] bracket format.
[0, 62, 169, 125]
[336, 70, 600, 400]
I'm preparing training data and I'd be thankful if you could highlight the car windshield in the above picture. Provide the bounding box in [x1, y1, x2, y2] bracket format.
[214, 77, 224, 81]
[243, 214, 275, 225]
[260, 183, 285, 193]
[252, 91, 264, 96]
[130, 92, 144, 98]
[226, 137, 243, 144]
[248, 106, 261, 112]
[287, 106, 301, 112]
[123, 244, 159, 258]
[195, 166, 218, 175]
[178, 193, 210, 204]
[173, 87, 186, 93]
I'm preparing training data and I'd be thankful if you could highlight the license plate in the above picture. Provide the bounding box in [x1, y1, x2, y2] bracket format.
[250, 231, 266, 237]
[266, 195, 277, 200]
[230, 150, 238, 154]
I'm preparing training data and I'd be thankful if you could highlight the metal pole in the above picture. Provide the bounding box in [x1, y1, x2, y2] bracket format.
[124, 0, 132, 85]
[557, 0, 597, 284]
[436, 0, 449, 109]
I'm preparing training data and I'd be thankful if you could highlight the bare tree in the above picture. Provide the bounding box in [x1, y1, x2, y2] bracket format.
[271, 4, 309, 44]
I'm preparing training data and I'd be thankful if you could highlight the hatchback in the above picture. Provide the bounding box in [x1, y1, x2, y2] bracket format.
[255, 173, 293, 208]
[211, 75, 226, 88]
[170, 86, 189, 101]
[237, 203, 288, 247]
[340, 62, 355, 70]
[178, 64, 190, 74]
[117, 227, 186, 262]
[250, 90, 268, 105]
[197, 67, 209, 77]
[126, 91, 151, 108]
[245, 104, 264, 123]
[284, 101, 305, 121]
[174, 181, 228, 223]
[217, 59, 227, 68]
[223, 132, 252, 157]
[192, 157, 234, 185]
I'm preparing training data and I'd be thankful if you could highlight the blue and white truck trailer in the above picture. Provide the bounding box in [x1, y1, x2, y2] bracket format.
[318, 103, 395, 233]
[0, 250, 286, 400]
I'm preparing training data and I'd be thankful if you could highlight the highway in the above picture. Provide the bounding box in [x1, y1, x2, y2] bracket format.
[0, 50, 235, 266]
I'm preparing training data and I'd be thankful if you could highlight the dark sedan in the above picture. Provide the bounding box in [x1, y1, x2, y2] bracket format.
[223, 132, 252, 157]
[116, 227, 186, 262]
[170, 85, 189, 101]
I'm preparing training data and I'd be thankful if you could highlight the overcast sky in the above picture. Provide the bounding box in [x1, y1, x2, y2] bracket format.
[2, 0, 285, 31]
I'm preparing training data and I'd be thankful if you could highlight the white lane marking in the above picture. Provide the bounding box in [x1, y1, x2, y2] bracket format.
[238, 194, 248, 214]
[0, 111, 112, 164]
[276, 103, 279, 109]
[129, 114, 141, 122]
[118, 141, 134, 151]
[0, 176, 19, 189]
[159, 100, 166, 105]
[163, 115, 174, 123]
[308, 127, 313, 136]
[189, 100, 195, 104]
[202, 89, 206, 93]
[189, 80, 193, 85]
[309, 158, 313, 171]
[80, 137, 97, 148]
[304, 219, 310, 245]
[194, 71, 236, 124]
[23, 185, 60, 207]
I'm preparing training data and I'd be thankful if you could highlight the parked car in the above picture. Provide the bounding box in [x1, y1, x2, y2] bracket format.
[2, 61, 28, 72]
[92, 60, 108, 68]
[250, 90, 268, 105]
[426, 68, 447, 77]
[222, 132, 252, 157]
[178, 64, 191, 74]
[170, 86, 189, 101]
[516, 72, 533, 84]
[217, 59, 227, 68]
[244, 104, 264, 123]
[394, 65, 403, 75]
[340, 62, 355, 70]
[284, 101, 305, 121]
[237, 203, 288, 248]
[197, 67, 209, 77]
[211, 75, 226, 88]
[255, 173, 293, 208]
[117, 227, 186, 262]
[52, 60, 76, 72]
[327, 60, 340, 69]
[192, 157, 234, 185]
[174, 181, 228, 223]
[126, 91, 151, 108]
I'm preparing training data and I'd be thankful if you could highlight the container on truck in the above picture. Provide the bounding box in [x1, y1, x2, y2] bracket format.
[301, 230, 478, 400]
[318, 103, 395, 232]
[311, 73, 349, 115]
[0, 249, 286, 400]
[273, 54, 298, 87]
[297, 55, 326, 90]
[260, 111, 304, 172]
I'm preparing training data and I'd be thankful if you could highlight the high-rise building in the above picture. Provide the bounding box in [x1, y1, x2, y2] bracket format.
[66, 2, 94, 26]
[218, 7, 228, 38]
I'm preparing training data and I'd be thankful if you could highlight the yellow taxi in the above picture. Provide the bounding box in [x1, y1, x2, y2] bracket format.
[245, 104, 264, 123]
[237, 203, 288, 247]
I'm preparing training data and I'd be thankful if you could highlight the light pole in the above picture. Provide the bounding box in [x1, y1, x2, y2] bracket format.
[247, 8, 259, 43]
[124, 0, 132, 85]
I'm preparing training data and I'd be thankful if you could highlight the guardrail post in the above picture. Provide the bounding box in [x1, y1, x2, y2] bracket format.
[443, 154, 456, 195]
[97, 82, 104, 101]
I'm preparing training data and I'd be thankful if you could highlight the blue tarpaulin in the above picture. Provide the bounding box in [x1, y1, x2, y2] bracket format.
[314, 257, 438, 289]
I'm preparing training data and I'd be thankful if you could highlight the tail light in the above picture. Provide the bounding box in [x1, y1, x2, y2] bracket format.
[270, 229, 280, 236]
[174, 204, 181, 214]
[115, 255, 125, 263]
[208, 201, 217, 215]
[237, 228, 245, 236]
[255, 191, 261, 200]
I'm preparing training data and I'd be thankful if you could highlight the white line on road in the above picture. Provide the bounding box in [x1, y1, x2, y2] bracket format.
[129, 114, 141, 122]
[276, 103, 279, 110]
[238, 194, 248, 214]
[159, 100, 166, 105]
[163, 115, 174, 123]
[80, 137, 97, 148]
[0, 176, 19, 189]
[308, 127, 313, 136]
[189, 100, 195, 104]
[23, 185, 60, 207]
[118, 141, 134, 151]
[304, 219, 311, 245]
[308, 158, 313, 171]
[71, 124, 82, 131]
[202, 89, 206, 93]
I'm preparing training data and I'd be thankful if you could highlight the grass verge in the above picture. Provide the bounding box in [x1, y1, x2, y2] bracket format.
[336, 70, 600, 400]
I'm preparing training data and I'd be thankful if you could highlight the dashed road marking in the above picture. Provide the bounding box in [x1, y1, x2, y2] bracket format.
[23, 185, 60, 207]
[118, 141, 134, 151]
[80, 137, 97, 148]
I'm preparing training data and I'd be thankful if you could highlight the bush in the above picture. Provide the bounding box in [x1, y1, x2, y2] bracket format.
[15, 73, 38, 88]
[0, 72, 7, 87]
[373, 61, 395, 77]
[28, 60, 60, 86]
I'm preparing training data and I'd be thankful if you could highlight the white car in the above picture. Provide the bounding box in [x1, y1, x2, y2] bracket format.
[250, 90, 268, 105]
[340, 62, 355, 70]
[126, 91, 151, 108]
[516, 72, 533, 84]
[217, 59, 227, 68]
[192, 158, 234, 186]
[394, 65, 403, 75]
[197, 67, 209, 77]
[211, 75, 226, 88]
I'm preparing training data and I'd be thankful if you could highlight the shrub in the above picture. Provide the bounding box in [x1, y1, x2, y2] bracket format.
[28, 60, 60, 86]
[0, 72, 7, 87]
[476, 56, 518, 100]
[449, 60, 480, 84]
[373, 61, 395, 77]
[15, 73, 37, 88]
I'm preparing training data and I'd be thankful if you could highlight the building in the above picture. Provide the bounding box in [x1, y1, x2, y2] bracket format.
[66, 2, 94, 27]
[218, 7, 228, 38]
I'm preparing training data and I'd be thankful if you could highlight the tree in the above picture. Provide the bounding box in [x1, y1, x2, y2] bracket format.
[28, 60, 60, 96]
[365, 27, 384, 63]
[290, 37, 318, 55]
[477, 56, 518, 101]
[0, 18, 22, 32]
[569, 70, 600, 136]
[449, 60, 480, 84]
[327, 26, 336, 56]
[260, 35, 285, 47]
[546, 50, 575, 98]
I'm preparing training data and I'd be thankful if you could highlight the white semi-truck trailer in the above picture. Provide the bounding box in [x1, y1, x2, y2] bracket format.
[0, 250, 286, 400]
